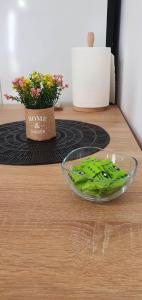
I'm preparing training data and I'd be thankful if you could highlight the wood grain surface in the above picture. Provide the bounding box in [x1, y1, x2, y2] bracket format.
[0, 104, 142, 300]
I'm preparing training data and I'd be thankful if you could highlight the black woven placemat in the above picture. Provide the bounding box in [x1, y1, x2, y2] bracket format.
[0, 119, 110, 165]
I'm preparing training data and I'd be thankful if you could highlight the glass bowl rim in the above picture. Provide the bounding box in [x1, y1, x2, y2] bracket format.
[61, 146, 138, 182]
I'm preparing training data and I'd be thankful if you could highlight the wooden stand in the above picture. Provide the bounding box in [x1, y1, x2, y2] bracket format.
[73, 106, 108, 112]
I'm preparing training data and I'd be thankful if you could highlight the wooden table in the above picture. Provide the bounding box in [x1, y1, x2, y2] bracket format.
[0, 104, 142, 300]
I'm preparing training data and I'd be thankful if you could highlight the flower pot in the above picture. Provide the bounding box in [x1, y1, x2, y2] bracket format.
[25, 107, 56, 141]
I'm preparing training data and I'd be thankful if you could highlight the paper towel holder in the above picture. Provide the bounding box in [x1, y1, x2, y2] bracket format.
[73, 32, 110, 112]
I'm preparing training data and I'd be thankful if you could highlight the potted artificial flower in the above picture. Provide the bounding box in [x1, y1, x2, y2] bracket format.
[4, 72, 68, 141]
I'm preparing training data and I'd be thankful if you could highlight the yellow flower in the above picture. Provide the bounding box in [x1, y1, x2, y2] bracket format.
[42, 74, 54, 88]
[42, 75, 47, 81]
[26, 79, 30, 83]
[12, 84, 17, 90]
[46, 80, 53, 88]
[22, 79, 31, 90]
[42, 74, 52, 82]
[25, 79, 30, 85]
[31, 71, 40, 81]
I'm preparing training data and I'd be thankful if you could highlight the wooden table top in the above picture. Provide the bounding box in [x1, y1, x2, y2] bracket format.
[0, 104, 142, 300]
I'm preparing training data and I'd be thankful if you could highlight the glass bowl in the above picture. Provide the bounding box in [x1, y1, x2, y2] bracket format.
[61, 147, 138, 203]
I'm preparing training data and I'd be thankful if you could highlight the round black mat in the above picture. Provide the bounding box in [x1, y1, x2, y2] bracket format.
[0, 120, 110, 165]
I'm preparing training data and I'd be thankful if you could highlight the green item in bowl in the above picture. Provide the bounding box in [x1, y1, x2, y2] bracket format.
[69, 157, 128, 197]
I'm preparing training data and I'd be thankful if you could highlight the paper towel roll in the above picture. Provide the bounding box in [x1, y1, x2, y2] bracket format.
[72, 47, 111, 109]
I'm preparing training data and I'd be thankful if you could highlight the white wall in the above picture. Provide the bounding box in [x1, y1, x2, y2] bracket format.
[0, 0, 108, 104]
[118, 0, 142, 146]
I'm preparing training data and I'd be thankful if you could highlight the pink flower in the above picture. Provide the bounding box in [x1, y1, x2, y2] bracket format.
[18, 79, 24, 88]
[12, 78, 19, 85]
[12, 77, 24, 89]
[57, 78, 62, 86]
[53, 74, 68, 90]
[30, 87, 41, 97]
[53, 75, 63, 87]
[4, 94, 13, 100]
[53, 74, 63, 80]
